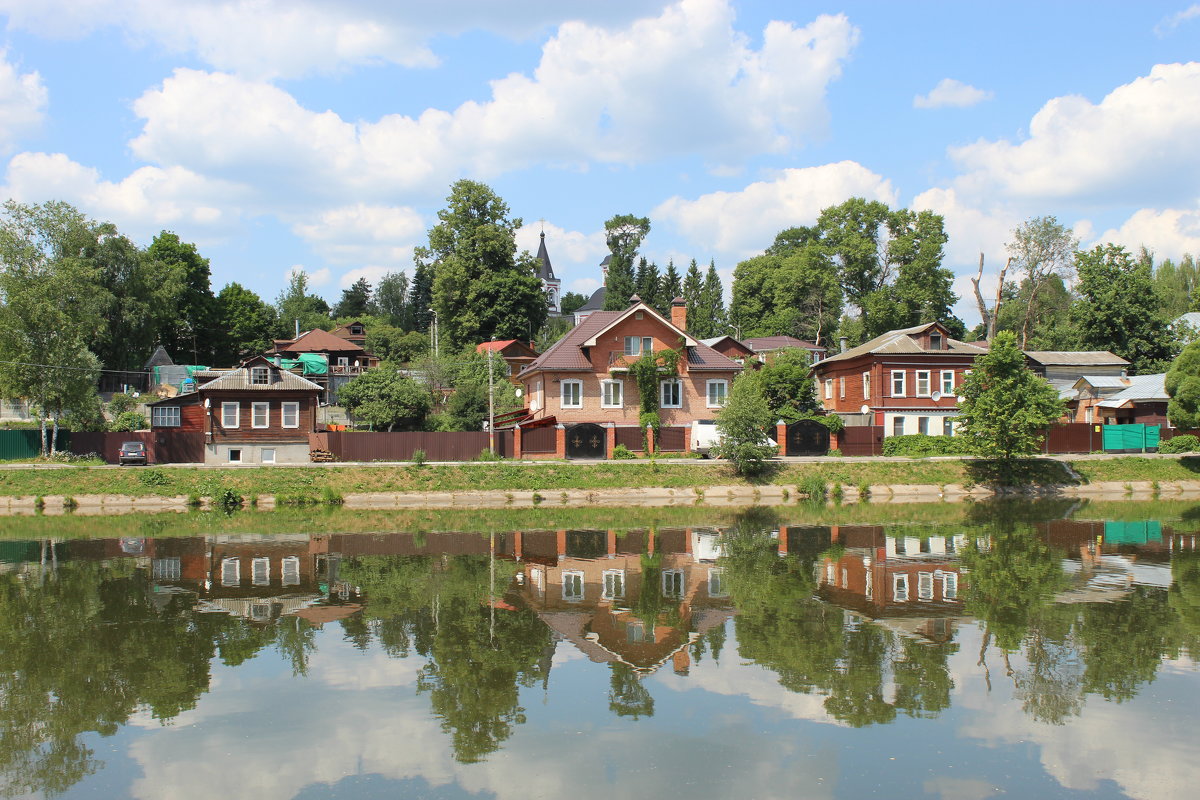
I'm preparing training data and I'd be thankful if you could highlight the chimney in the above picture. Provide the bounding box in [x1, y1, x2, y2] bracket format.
[671, 296, 687, 332]
[839, 336, 848, 353]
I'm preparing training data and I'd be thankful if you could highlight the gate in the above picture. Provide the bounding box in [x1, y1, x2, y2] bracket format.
[565, 423, 606, 459]
[785, 419, 830, 456]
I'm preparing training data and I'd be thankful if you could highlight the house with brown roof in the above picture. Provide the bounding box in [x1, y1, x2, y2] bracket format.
[744, 335, 826, 365]
[329, 321, 368, 347]
[147, 356, 321, 464]
[268, 327, 380, 403]
[812, 322, 988, 436]
[476, 339, 539, 385]
[517, 297, 743, 456]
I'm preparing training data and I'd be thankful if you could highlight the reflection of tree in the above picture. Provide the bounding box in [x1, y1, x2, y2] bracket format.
[1077, 588, 1176, 702]
[892, 639, 954, 718]
[608, 663, 654, 719]
[0, 561, 269, 798]
[1170, 552, 1200, 653]
[340, 552, 552, 764]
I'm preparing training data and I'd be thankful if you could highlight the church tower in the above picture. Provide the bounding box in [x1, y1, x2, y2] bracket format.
[536, 231, 562, 315]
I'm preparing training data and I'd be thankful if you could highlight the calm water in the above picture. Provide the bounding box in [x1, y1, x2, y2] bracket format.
[2, 501, 1198, 800]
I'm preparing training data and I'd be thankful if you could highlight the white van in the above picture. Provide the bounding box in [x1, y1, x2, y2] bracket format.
[691, 420, 777, 457]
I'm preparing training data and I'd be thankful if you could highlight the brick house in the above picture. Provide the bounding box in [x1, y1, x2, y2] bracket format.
[147, 356, 321, 464]
[517, 297, 743, 455]
[812, 321, 987, 436]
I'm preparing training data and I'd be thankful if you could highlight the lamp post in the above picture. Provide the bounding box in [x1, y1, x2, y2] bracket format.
[430, 309, 439, 358]
[487, 335, 496, 455]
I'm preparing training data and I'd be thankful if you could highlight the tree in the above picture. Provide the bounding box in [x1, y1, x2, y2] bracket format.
[602, 214, 650, 310]
[715, 373, 778, 475]
[148, 231, 215, 363]
[730, 231, 841, 344]
[1166, 339, 1200, 429]
[753, 348, 820, 420]
[419, 180, 548, 350]
[993, 274, 1078, 350]
[1007, 216, 1078, 348]
[559, 291, 587, 315]
[366, 325, 428, 364]
[338, 368, 432, 431]
[211, 282, 277, 366]
[373, 271, 409, 327]
[275, 269, 330, 337]
[634, 257, 660, 311]
[408, 261, 434, 333]
[1071, 244, 1175, 374]
[697, 261, 727, 338]
[333, 277, 372, 319]
[682, 259, 704, 330]
[660, 259, 683, 310]
[1154, 253, 1199, 319]
[955, 331, 1065, 460]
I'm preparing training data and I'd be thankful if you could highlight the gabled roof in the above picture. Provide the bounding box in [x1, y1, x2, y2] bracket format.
[476, 339, 538, 358]
[1025, 351, 1129, 367]
[816, 322, 985, 367]
[582, 302, 697, 348]
[274, 327, 366, 354]
[144, 345, 174, 369]
[330, 321, 366, 337]
[744, 335, 825, 353]
[1072, 375, 1132, 390]
[197, 356, 322, 392]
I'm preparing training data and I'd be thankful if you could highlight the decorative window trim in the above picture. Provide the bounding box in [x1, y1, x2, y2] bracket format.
[252, 557, 271, 586]
[891, 370, 906, 397]
[915, 370, 932, 397]
[662, 569, 684, 598]
[918, 572, 934, 601]
[562, 570, 584, 602]
[600, 379, 624, 409]
[561, 380, 583, 409]
[251, 401, 270, 429]
[942, 572, 958, 599]
[824, 378, 833, 399]
[221, 558, 240, 586]
[281, 401, 300, 429]
[940, 370, 955, 395]
[221, 402, 240, 428]
[282, 556, 300, 586]
[602, 569, 625, 600]
[838, 376, 846, 399]
[152, 406, 181, 427]
[706, 380, 728, 408]
[659, 379, 682, 408]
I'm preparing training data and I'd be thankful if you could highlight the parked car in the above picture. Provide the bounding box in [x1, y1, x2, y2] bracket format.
[118, 440, 148, 466]
[691, 420, 777, 457]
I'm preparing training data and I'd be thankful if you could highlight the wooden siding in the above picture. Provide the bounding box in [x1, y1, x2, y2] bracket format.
[205, 392, 317, 443]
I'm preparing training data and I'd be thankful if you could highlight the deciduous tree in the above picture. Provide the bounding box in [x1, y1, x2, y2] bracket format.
[715, 373, 778, 475]
[602, 214, 650, 310]
[338, 368, 432, 431]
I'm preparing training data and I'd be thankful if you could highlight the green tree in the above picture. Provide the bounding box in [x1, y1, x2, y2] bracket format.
[275, 269, 331, 337]
[211, 282, 278, 366]
[1006, 216, 1079, 349]
[419, 180, 547, 350]
[338, 368, 432, 431]
[366, 325, 428, 364]
[696, 261, 727, 338]
[715, 372, 778, 475]
[602, 214, 650, 310]
[993, 274, 1078, 350]
[373, 271, 409, 327]
[682, 259, 704, 330]
[408, 261, 434, 333]
[559, 291, 587, 315]
[635, 257, 660, 310]
[752, 348, 820, 420]
[659, 259, 683, 311]
[1165, 339, 1200, 429]
[955, 331, 1065, 460]
[148, 231, 216, 364]
[333, 277, 372, 319]
[1071, 244, 1175, 374]
[730, 235, 841, 345]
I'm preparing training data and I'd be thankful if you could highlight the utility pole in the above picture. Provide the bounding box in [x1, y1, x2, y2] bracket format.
[487, 335, 496, 455]
[431, 310, 439, 358]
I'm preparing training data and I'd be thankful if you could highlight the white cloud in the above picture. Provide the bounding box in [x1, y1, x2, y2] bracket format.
[0, 49, 47, 153]
[946, 62, 1200, 207]
[913, 78, 993, 109]
[291, 203, 425, 267]
[911, 186, 1020, 271]
[1093, 207, 1200, 260]
[653, 161, 897, 257]
[1155, 4, 1200, 36]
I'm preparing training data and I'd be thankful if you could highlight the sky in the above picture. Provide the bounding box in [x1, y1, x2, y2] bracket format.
[1, 0, 1199, 325]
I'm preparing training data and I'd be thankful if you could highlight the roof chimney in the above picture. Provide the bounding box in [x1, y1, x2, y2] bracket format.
[839, 336, 848, 353]
[671, 296, 687, 332]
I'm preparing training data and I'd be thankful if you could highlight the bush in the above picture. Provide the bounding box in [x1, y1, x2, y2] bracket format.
[476, 449, 504, 462]
[108, 410, 148, 432]
[411, 449, 427, 467]
[612, 444, 637, 459]
[882, 434, 974, 457]
[1160, 434, 1200, 454]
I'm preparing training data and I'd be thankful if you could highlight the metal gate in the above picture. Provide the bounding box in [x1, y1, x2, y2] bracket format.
[565, 423, 606, 459]
[785, 419, 830, 456]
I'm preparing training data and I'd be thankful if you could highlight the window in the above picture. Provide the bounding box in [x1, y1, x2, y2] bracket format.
[624, 336, 653, 356]
[929, 333, 942, 350]
[943, 417, 954, 437]
[864, 569, 873, 599]
[893, 574, 909, 602]
[862, 372, 871, 400]
[915, 370, 931, 397]
[918, 416, 929, 435]
[252, 557, 271, 586]
[252, 402, 269, 428]
[563, 570, 584, 602]
[152, 558, 181, 581]
[250, 366, 270, 385]
[626, 621, 648, 643]
[262, 448, 276, 464]
[152, 406, 181, 427]
[281, 402, 299, 428]
[918, 572, 933, 600]
[337, 356, 349, 366]
[662, 569, 684, 598]
[601, 379, 624, 408]
[841, 568, 848, 588]
[892, 416, 905, 437]
[282, 556, 300, 586]
[350, 325, 363, 335]
[839, 376, 846, 399]
[602, 570, 625, 600]
[891, 370, 906, 397]
[228, 448, 242, 464]
[940, 370, 955, 395]
[826, 563, 836, 584]
[942, 572, 958, 600]
[660, 379, 682, 408]
[706, 380, 728, 408]
[221, 402, 240, 428]
[561, 380, 583, 408]
[824, 378, 833, 399]
[221, 558, 240, 586]
[708, 568, 726, 597]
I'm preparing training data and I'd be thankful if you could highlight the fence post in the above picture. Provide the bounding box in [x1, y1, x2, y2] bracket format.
[513, 423, 523, 460]
[555, 424, 566, 459]
[646, 424, 655, 455]
[606, 423, 615, 459]
[682, 423, 692, 454]
[775, 420, 787, 456]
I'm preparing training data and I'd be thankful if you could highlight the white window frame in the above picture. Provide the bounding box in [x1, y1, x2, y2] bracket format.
[940, 370, 955, 395]
[561, 380, 583, 409]
[891, 370, 906, 397]
[892, 416, 906, 437]
[221, 558, 240, 586]
[252, 557, 271, 586]
[708, 568, 726, 597]
[228, 448, 242, 464]
[281, 401, 300, 428]
[251, 401, 270, 429]
[706, 380, 728, 408]
[862, 372, 870, 400]
[250, 366, 270, 385]
[282, 556, 300, 586]
[918, 416, 929, 435]
[918, 572, 934, 601]
[562, 570, 584, 602]
[623, 336, 654, 356]
[942, 572, 958, 600]
[601, 379, 624, 409]
[662, 569, 684, 598]
[893, 574, 909, 602]
[602, 569, 625, 600]
[221, 401, 240, 428]
[152, 406, 181, 427]
[152, 558, 181, 581]
[660, 379, 682, 408]
[915, 370, 931, 397]
[839, 376, 846, 399]
[262, 448, 277, 464]
[824, 378, 833, 399]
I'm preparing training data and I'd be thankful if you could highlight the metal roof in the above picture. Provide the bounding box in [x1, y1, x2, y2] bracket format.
[816, 322, 985, 367]
[1096, 373, 1167, 407]
[1025, 351, 1129, 367]
[744, 335, 824, 352]
[199, 362, 322, 392]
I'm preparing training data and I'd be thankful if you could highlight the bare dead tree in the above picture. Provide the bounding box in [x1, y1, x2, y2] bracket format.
[970, 253, 1013, 341]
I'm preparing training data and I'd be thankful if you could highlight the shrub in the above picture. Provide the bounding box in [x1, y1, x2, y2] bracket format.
[611, 444, 637, 460]
[108, 410, 148, 432]
[882, 434, 974, 457]
[411, 449, 427, 467]
[827, 448, 843, 457]
[1160, 434, 1200, 454]
[798, 475, 827, 501]
[137, 469, 170, 487]
[476, 448, 504, 462]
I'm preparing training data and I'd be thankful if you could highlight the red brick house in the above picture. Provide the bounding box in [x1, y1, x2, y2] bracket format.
[517, 298, 743, 455]
[700, 335, 757, 365]
[476, 339, 539, 386]
[812, 321, 987, 436]
[147, 356, 321, 464]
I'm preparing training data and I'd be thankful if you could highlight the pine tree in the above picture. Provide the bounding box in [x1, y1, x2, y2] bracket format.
[682, 260, 705, 335]
[702, 260, 727, 337]
[602, 214, 650, 310]
[635, 257, 661, 310]
[408, 261, 434, 334]
[661, 259, 683, 309]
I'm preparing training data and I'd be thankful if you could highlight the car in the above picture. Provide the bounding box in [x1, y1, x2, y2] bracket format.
[691, 420, 777, 457]
[118, 440, 148, 466]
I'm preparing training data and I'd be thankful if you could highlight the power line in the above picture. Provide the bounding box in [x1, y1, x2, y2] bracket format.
[0, 358, 151, 376]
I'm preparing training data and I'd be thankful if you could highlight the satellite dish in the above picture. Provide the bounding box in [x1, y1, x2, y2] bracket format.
[860, 404, 870, 414]
[931, 391, 943, 401]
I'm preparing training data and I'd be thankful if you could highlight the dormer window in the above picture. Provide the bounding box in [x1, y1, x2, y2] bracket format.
[929, 333, 943, 351]
[250, 366, 270, 385]
[350, 325, 364, 335]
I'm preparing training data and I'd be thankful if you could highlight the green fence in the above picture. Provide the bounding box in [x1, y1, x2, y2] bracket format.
[0, 429, 72, 460]
[1101, 424, 1160, 452]
[1103, 520, 1163, 546]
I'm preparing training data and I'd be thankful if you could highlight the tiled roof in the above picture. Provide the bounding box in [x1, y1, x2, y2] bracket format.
[745, 335, 824, 352]
[274, 327, 366, 354]
[816, 322, 986, 366]
[477, 339, 518, 352]
[685, 346, 742, 371]
[1025, 351, 1129, 367]
[199, 363, 322, 392]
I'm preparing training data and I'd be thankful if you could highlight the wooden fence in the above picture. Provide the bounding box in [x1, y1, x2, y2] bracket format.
[657, 426, 686, 452]
[316, 430, 513, 461]
[615, 427, 643, 451]
[840, 426, 884, 457]
[520, 425, 556, 454]
[70, 431, 205, 463]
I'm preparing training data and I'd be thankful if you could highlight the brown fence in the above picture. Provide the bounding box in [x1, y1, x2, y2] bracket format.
[615, 426, 644, 451]
[320, 430, 512, 461]
[1041, 423, 1104, 454]
[520, 425, 556, 454]
[70, 431, 205, 464]
[657, 426, 686, 452]
[840, 426, 883, 457]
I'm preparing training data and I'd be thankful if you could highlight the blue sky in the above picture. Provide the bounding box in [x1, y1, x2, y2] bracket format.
[1, 0, 1198, 324]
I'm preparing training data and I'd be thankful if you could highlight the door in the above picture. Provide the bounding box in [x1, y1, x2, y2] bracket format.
[786, 419, 830, 456]
[565, 423, 606, 459]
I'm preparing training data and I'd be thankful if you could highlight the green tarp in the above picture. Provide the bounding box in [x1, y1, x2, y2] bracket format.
[273, 353, 327, 375]
[1101, 424, 1160, 452]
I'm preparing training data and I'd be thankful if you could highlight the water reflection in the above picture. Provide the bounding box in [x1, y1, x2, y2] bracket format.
[1, 502, 1199, 798]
